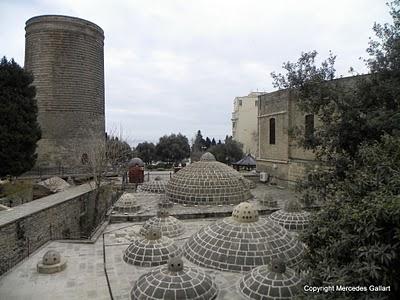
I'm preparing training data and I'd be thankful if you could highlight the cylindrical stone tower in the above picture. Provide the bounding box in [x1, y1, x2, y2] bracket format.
[24, 15, 105, 170]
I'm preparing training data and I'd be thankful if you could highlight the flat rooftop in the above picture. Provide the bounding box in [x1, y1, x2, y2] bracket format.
[0, 184, 298, 300]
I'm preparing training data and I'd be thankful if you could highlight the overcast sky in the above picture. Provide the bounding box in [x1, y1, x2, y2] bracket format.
[0, 0, 392, 145]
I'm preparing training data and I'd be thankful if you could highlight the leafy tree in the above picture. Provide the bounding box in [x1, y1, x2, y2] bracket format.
[209, 136, 243, 164]
[106, 135, 132, 165]
[0, 57, 41, 177]
[135, 141, 157, 164]
[156, 133, 190, 163]
[205, 137, 212, 149]
[211, 138, 216, 146]
[272, 2, 400, 299]
[192, 130, 206, 152]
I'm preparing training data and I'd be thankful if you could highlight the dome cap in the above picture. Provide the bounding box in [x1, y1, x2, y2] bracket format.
[145, 227, 162, 240]
[42, 250, 61, 265]
[232, 202, 259, 223]
[168, 256, 184, 272]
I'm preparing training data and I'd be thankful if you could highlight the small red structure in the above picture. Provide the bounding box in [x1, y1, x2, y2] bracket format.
[128, 157, 144, 183]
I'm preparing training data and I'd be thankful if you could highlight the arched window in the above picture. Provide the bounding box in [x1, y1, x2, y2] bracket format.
[305, 114, 314, 141]
[269, 118, 276, 144]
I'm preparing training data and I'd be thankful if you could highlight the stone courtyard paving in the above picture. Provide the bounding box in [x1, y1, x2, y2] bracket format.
[0, 184, 299, 300]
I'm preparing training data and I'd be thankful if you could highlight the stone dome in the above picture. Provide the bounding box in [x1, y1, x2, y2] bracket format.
[238, 260, 302, 299]
[137, 180, 168, 194]
[128, 157, 144, 167]
[42, 250, 61, 265]
[269, 199, 310, 231]
[37, 250, 67, 274]
[183, 203, 304, 272]
[130, 257, 218, 299]
[139, 210, 185, 238]
[123, 227, 181, 267]
[113, 193, 141, 213]
[165, 154, 252, 205]
[200, 152, 216, 161]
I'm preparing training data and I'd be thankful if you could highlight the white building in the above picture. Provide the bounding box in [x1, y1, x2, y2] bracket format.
[231, 92, 263, 157]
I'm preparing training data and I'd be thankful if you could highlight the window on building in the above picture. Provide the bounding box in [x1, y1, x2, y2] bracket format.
[255, 100, 258, 106]
[305, 114, 314, 141]
[238, 99, 242, 106]
[269, 118, 276, 144]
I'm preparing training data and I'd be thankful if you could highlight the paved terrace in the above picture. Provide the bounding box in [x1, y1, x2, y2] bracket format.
[0, 184, 299, 300]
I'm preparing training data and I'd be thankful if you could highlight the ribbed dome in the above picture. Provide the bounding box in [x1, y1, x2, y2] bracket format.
[139, 210, 185, 238]
[269, 199, 310, 231]
[113, 192, 141, 213]
[131, 257, 218, 300]
[123, 228, 181, 267]
[238, 260, 302, 299]
[165, 157, 252, 205]
[183, 203, 304, 272]
[138, 180, 168, 194]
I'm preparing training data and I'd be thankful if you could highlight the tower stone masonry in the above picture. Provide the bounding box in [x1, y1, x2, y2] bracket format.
[24, 15, 105, 170]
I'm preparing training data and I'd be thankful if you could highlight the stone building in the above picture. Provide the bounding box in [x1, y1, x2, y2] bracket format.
[231, 92, 263, 157]
[24, 15, 105, 170]
[256, 88, 317, 187]
[256, 76, 361, 187]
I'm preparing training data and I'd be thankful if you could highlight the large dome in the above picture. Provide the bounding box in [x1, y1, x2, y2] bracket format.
[131, 257, 218, 300]
[183, 202, 304, 272]
[165, 152, 252, 205]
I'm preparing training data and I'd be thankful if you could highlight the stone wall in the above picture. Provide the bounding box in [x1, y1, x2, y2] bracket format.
[0, 183, 114, 276]
[24, 15, 105, 169]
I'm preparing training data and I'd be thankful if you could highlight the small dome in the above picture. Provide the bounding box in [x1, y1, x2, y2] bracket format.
[37, 250, 67, 274]
[123, 229, 180, 267]
[137, 180, 168, 194]
[232, 202, 259, 223]
[42, 250, 61, 265]
[200, 152, 216, 161]
[130, 257, 218, 299]
[140, 211, 185, 238]
[238, 260, 302, 299]
[284, 199, 302, 212]
[184, 208, 304, 272]
[128, 157, 144, 167]
[166, 157, 252, 205]
[269, 199, 310, 231]
[113, 193, 141, 213]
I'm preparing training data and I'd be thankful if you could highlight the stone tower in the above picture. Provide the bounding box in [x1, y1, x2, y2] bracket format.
[24, 15, 105, 170]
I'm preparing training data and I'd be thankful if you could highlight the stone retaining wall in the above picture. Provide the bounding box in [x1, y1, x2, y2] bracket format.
[0, 183, 114, 276]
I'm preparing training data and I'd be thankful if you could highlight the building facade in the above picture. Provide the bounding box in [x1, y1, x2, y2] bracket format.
[231, 92, 263, 157]
[256, 89, 318, 187]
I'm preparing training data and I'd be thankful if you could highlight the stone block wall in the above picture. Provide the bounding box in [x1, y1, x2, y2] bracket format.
[0, 183, 114, 275]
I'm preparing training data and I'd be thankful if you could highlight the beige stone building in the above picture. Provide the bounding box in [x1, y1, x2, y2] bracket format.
[256, 89, 318, 187]
[231, 92, 263, 156]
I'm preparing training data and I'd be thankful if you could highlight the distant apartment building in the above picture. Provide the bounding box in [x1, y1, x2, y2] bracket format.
[231, 92, 263, 157]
